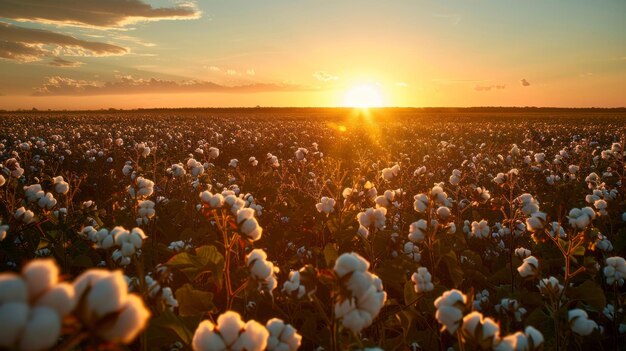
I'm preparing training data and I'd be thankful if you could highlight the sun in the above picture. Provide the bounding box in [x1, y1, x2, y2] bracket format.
[342, 83, 385, 108]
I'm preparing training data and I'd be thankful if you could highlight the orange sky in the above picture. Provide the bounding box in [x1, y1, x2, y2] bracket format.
[0, 0, 624, 109]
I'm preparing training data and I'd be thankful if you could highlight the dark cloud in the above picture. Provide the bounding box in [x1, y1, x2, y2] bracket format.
[0, 0, 200, 28]
[0, 39, 45, 61]
[521, 78, 530, 86]
[0, 22, 126, 63]
[48, 57, 82, 67]
[32, 76, 314, 96]
[474, 84, 505, 92]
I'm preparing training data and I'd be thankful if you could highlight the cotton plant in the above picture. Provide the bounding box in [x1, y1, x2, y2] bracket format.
[0, 259, 150, 350]
[333, 252, 387, 333]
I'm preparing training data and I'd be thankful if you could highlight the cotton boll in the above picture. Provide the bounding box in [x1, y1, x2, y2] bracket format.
[413, 193, 428, 213]
[84, 270, 128, 318]
[192, 320, 227, 350]
[411, 267, 434, 293]
[0, 274, 28, 304]
[98, 294, 150, 344]
[471, 220, 490, 238]
[568, 309, 598, 336]
[22, 259, 58, 301]
[434, 289, 467, 334]
[408, 220, 427, 243]
[18, 306, 61, 351]
[35, 282, 76, 317]
[517, 256, 539, 278]
[0, 302, 29, 348]
[266, 318, 302, 351]
[461, 312, 500, 349]
[231, 320, 269, 351]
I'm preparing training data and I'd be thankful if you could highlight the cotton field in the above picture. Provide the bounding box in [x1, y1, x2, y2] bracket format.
[1, 108, 625, 351]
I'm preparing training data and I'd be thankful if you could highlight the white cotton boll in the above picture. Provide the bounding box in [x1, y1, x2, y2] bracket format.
[534, 153, 545, 163]
[15, 207, 35, 224]
[0, 302, 29, 348]
[22, 259, 58, 301]
[282, 270, 306, 299]
[594, 199, 608, 216]
[52, 176, 69, 195]
[98, 294, 150, 344]
[526, 212, 547, 232]
[231, 320, 269, 351]
[461, 312, 500, 349]
[436, 206, 451, 220]
[408, 220, 427, 243]
[315, 197, 336, 214]
[449, 169, 462, 186]
[471, 220, 490, 238]
[266, 318, 302, 351]
[85, 270, 128, 318]
[413, 193, 428, 213]
[517, 256, 539, 278]
[35, 282, 75, 317]
[192, 320, 227, 351]
[525, 326, 544, 349]
[515, 247, 531, 259]
[334, 252, 369, 278]
[381, 164, 400, 181]
[122, 164, 133, 176]
[568, 309, 598, 336]
[537, 276, 563, 296]
[404, 242, 421, 262]
[0, 274, 28, 304]
[434, 289, 467, 334]
[411, 267, 434, 293]
[19, 306, 62, 351]
[604, 256, 626, 286]
[208, 147, 220, 159]
[568, 207, 596, 230]
[24, 184, 44, 203]
[357, 207, 387, 230]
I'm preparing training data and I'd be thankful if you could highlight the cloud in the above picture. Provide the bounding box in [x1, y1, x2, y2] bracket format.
[474, 84, 505, 92]
[246, 69, 255, 76]
[520, 78, 530, 86]
[396, 82, 409, 88]
[32, 75, 314, 96]
[0, 22, 127, 63]
[313, 71, 339, 81]
[0, 0, 201, 28]
[48, 57, 82, 67]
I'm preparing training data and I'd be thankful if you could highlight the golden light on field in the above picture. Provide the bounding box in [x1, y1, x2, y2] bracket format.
[342, 83, 385, 108]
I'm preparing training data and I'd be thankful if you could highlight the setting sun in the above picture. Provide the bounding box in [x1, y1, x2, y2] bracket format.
[342, 83, 385, 108]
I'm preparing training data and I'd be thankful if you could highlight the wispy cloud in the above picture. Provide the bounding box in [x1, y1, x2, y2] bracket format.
[0, 0, 201, 29]
[520, 78, 531, 87]
[32, 75, 316, 96]
[313, 71, 339, 82]
[474, 84, 505, 92]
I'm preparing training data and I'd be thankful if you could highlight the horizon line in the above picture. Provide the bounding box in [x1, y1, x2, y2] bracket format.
[1, 106, 626, 113]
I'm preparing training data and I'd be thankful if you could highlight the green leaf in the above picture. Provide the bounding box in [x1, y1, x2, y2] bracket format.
[568, 280, 606, 311]
[572, 245, 585, 256]
[150, 309, 197, 345]
[167, 245, 224, 283]
[175, 283, 215, 317]
[323, 243, 338, 268]
[404, 279, 419, 306]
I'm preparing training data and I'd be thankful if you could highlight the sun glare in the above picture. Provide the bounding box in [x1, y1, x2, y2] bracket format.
[342, 83, 385, 108]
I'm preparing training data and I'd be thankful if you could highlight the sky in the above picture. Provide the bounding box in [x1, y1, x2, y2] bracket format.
[0, 0, 624, 109]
